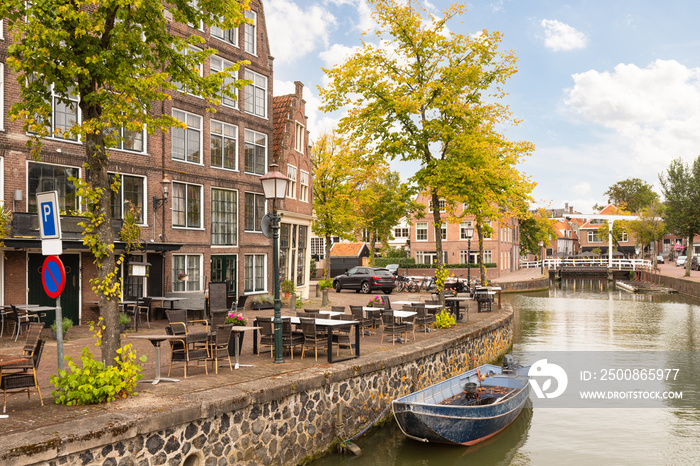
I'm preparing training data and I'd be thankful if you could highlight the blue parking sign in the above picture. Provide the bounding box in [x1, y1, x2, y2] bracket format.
[36, 191, 62, 240]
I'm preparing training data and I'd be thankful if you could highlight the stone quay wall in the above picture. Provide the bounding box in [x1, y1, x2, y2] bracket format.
[9, 309, 513, 466]
[659, 275, 700, 300]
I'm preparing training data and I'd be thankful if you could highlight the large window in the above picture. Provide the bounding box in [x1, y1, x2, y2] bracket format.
[440, 223, 447, 240]
[311, 237, 325, 260]
[107, 123, 144, 153]
[416, 222, 428, 241]
[459, 250, 477, 265]
[587, 230, 604, 243]
[483, 250, 493, 263]
[244, 254, 266, 293]
[110, 174, 145, 224]
[211, 20, 238, 46]
[279, 224, 308, 286]
[210, 56, 238, 108]
[210, 120, 237, 170]
[460, 221, 474, 239]
[173, 254, 202, 292]
[27, 163, 80, 213]
[244, 192, 265, 232]
[0, 62, 3, 131]
[394, 227, 409, 239]
[244, 10, 257, 55]
[286, 165, 297, 199]
[244, 69, 267, 118]
[172, 182, 202, 228]
[175, 45, 203, 94]
[296, 225, 307, 286]
[299, 170, 309, 202]
[172, 109, 202, 164]
[44, 84, 79, 141]
[211, 188, 237, 245]
[244, 129, 267, 175]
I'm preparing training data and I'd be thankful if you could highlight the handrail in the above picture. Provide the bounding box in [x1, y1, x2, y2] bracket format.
[519, 258, 652, 271]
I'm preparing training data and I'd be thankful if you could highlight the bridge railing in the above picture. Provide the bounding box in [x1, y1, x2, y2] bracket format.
[520, 258, 652, 271]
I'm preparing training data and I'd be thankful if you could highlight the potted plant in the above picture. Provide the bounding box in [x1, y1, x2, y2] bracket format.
[251, 294, 274, 310]
[281, 279, 295, 298]
[177, 271, 189, 281]
[119, 312, 131, 332]
[50, 317, 74, 340]
[366, 296, 382, 307]
[225, 311, 248, 349]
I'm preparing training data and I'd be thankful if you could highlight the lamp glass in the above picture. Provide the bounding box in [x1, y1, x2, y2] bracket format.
[465, 226, 474, 239]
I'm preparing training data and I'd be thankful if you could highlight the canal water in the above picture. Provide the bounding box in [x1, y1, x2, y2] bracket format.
[311, 280, 700, 465]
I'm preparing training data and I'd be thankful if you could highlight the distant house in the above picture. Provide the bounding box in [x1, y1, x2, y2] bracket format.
[329, 243, 371, 277]
[577, 205, 636, 257]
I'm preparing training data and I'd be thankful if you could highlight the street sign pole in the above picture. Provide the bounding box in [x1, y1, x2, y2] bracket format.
[55, 295, 64, 370]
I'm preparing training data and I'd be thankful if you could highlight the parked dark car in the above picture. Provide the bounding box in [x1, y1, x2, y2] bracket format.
[333, 266, 396, 294]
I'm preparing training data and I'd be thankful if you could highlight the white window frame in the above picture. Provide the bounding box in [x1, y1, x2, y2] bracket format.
[107, 122, 146, 154]
[244, 10, 257, 55]
[210, 119, 238, 171]
[295, 122, 305, 153]
[244, 253, 267, 294]
[440, 223, 447, 240]
[483, 250, 493, 263]
[286, 165, 297, 199]
[244, 129, 267, 175]
[311, 237, 325, 259]
[299, 170, 309, 202]
[172, 181, 203, 229]
[621, 231, 629, 242]
[109, 173, 147, 226]
[587, 230, 604, 243]
[210, 18, 238, 47]
[173, 254, 203, 292]
[244, 69, 267, 118]
[210, 55, 238, 109]
[394, 227, 409, 239]
[172, 109, 203, 165]
[416, 222, 428, 241]
[244, 191, 266, 232]
[211, 187, 238, 246]
[42, 83, 80, 141]
[175, 45, 204, 95]
[460, 221, 474, 240]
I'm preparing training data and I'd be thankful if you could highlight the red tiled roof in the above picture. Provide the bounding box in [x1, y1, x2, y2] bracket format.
[272, 95, 292, 159]
[330, 242, 368, 257]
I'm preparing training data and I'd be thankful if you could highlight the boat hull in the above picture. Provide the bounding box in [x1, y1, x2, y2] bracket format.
[392, 364, 530, 445]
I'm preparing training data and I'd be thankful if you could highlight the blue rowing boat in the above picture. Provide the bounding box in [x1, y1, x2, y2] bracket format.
[392, 357, 530, 446]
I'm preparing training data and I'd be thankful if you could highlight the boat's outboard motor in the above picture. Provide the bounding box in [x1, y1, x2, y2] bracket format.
[502, 354, 516, 374]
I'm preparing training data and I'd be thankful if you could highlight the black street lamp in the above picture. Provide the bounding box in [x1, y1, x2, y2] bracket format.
[260, 164, 289, 364]
[465, 225, 474, 289]
[404, 240, 411, 277]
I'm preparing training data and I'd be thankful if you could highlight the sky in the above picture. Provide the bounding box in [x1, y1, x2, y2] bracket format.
[265, 0, 700, 214]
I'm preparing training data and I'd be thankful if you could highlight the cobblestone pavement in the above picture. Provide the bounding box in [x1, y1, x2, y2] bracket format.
[0, 269, 543, 435]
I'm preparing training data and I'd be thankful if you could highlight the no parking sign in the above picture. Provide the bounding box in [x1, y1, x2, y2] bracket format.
[42, 255, 66, 299]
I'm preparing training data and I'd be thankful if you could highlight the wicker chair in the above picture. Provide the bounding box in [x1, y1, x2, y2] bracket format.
[303, 309, 320, 315]
[209, 324, 233, 374]
[381, 296, 391, 311]
[282, 319, 304, 359]
[349, 305, 373, 336]
[300, 317, 327, 361]
[256, 317, 275, 358]
[1, 323, 45, 413]
[165, 325, 209, 378]
[166, 309, 209, 347]
[381, 310, 407, 345]
[415, 305, 436, 333]
[331, 315, 354, 356]
[135, 297, 153, 329]
[330, 306, 345, 314]
[9, 305, 40, 342]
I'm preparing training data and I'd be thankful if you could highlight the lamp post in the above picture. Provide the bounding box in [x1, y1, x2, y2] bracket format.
[465, 226, 474, 289]
[404, 240, 411, 278]
[539, 241, 544, 275]
[260, 164, 289, 364]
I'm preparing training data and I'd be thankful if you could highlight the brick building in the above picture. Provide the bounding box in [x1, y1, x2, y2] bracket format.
[0, 2, 310, 324]
[408, 193, 521, 277]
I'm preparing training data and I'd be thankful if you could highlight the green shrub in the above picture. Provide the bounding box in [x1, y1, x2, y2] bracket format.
[119, 312, 130, 326]
[318, 279, 333, 290]
[50, 318, 146, 405]
[252, 294, 273, 304]
[51, 317, 74, 334]
[433, 309, 456, 329]
[281, 279, 295, 294]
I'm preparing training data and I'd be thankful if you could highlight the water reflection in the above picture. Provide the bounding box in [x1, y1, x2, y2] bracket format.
[311, 280, 700, 465]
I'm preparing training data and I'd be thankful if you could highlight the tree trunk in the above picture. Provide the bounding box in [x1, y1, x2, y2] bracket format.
[84, 125, 120, 366]
[430, 191, 444, 302]
[476, 223, 487, 284]
[368, 231, 376, 266]
[324, 235, 332, 280]
[686, 235, 692, 277]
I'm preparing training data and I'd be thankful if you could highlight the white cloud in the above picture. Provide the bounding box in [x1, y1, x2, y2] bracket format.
[319, 43, 361, 68]
[541, 19, 586, 51]
[572, 182, 591, 196]
[266, 0, 336, 64]
[564, 59, 700, 176]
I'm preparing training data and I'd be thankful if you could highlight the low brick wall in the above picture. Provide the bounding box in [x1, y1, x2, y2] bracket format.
[496, 277, 549, 293]
[5, 310, 513, 466]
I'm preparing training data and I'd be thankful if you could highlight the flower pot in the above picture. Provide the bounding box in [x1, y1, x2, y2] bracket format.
[284, 292, 290, 298]
[178, 277, 189, 282]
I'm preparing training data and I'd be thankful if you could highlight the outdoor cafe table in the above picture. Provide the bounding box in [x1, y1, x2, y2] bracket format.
[392, 300, 420, 306]
[148, 297, 184, 320]
[126, 334, 182, 384]
[318, 310, 344, 318]
[281, 316, 361, 363]
[227, 326, 260, 369]
[14, 305, 56, 322]
[444, 296, 470, 320]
